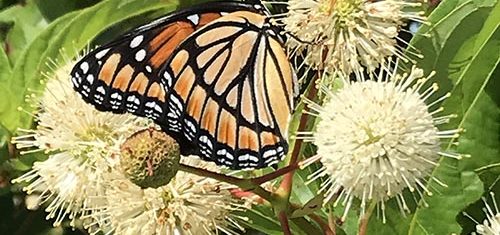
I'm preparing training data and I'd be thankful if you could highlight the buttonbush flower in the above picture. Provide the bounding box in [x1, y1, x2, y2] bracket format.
[282, 0, 425, 75]
[466, 192, 500, 235]
[84, 157, 246, 235]
[12, 61, 148, 227]
[301, 65, 464, 222]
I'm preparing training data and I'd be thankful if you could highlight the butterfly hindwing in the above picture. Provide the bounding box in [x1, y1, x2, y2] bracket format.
[159, 11, 295, 169]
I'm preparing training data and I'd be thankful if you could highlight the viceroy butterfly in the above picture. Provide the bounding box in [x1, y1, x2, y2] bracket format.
[70, 1, 296, 170]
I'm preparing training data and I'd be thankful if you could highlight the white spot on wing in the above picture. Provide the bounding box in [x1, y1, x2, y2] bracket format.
[130, 35, 143, 48]
[263, 149, 277, 159]
[145, 65, 152, 73]
[96, 86, 106, 94]
[71, 77, 79, 87]
[111, 93, 121, 99]
[80, 62, 89, 74]
[248, 155, 259, 163]
[154, 104, 162, 113]
[170, 95, 183, 111]
[187, 14, 200, 25]
[164, 71, 172, 86]
[135, 49, 146, 62]
[86, 74, 94, 84]
[238, 154, 249, 161]
[95, 49, 110, 59]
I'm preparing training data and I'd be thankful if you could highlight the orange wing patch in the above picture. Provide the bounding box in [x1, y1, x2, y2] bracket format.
[171, 50, 190, 77]
[147, 82, 166, 102]
[265, 49, 291, 135]
[186, 86, 207, 121]
[254, 40, 273, 127]
[269, 38, 294, 102]
[112, 65, 134, 91]
[129, 72, 149, 95]
[99, 54, 121, 85]
[174, 66, 196, 100]
[195, 26, 241, 47]
[217, 110, 237, 148]
[149, 22, 194, 69]
[260, 131, 278, 147]
[238, 126, 259, 151]
[225, 87, 238, 109]
[201, 98, 219, 136]
[199, 13, 222, 25]
[204, 49, 229, 85]
[241, 79, 255, 123]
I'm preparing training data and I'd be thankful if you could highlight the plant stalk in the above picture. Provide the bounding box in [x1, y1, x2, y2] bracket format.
[359, 201, 377, 235]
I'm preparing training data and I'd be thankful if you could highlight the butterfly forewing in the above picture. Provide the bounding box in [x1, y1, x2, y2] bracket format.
[159, 11, 295, 169]
[70, 2, 259, 121]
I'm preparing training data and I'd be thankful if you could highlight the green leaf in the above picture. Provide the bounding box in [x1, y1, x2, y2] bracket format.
[410, 0, 497, 92]
[238, 204, 323, 235]
[407, 165, 483, 234]
[6, 158, 31, 171]
[403, 0, 500, 234]
[0, 123, 10, 164]
[235, 206, 283, 235]
[0, 1, 48, 63]
[0, 0, 179, 133]
[361, 0, 500, 234]
[0, 45, 13, 114]
[290, 193, 324, 218]
[34, 0, 101, 21]
[458, 174, 500, 234]
[457, 63, 500, 174]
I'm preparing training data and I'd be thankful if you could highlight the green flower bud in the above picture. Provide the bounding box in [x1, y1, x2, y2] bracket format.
[120, 128, 180, 188]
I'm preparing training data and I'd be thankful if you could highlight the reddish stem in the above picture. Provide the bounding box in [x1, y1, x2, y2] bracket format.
[310, 214, 335, 235]
[179, 163, 244, 186]
[359, 217, 369, 235]
[251, 161, 299, 185]
[278, 211, 292, 235]
[328, 209, 337, 234]
[279, 79, 320, 197]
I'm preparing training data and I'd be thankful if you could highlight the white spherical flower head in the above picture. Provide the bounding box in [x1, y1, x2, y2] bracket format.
[466, 192, 500, 235]
[12, 58, 149, 227]
[85, 157, 246, 235]
[302, 66, 463, 222]
[13, 62, 147, 157]
[283, 0, 425, 74]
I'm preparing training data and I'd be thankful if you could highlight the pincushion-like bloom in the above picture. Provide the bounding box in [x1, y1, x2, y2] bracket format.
[12, 60, 246, 233]
[283, 0, 425, 75]
[468, 192, 500, 235]
[85, 157, 245, 235]
[12, 62, 148, 226]
[302, 65, 463, 221]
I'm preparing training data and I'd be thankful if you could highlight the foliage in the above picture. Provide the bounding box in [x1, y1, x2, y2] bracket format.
[0, 0, 498, 234]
